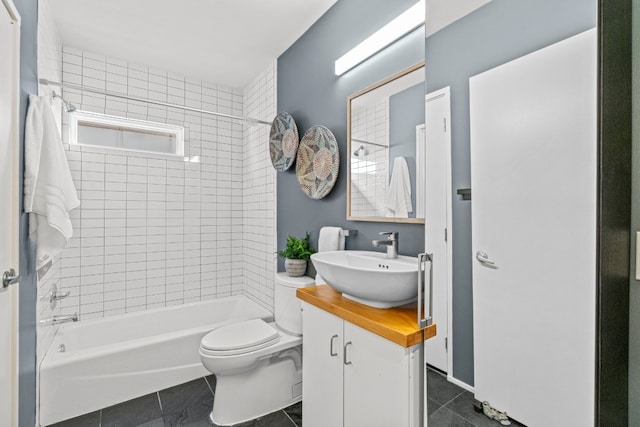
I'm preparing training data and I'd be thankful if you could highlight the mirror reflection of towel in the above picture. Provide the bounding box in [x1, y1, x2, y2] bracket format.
[386, 157, 412, 218]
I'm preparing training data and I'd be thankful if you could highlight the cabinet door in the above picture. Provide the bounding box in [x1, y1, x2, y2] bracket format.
[343, 322, 412, 427]
[302, 304, 344, 427]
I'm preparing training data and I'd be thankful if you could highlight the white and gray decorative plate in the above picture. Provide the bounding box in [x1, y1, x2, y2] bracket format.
[269, 112, 299, 171]
[296, 125, 340, 199]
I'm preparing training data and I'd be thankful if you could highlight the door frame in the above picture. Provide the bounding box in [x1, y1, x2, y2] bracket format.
[1, 0, 21, 426]
[423, 87, 454, 380]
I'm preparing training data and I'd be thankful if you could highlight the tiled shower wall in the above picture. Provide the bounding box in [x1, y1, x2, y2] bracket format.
[242, 63, 277, 309]
[41, 47, 276, 322]
[350, 99, 389, 217]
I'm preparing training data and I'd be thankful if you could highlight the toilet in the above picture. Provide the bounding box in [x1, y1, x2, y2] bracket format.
[199, 273, 315, 426]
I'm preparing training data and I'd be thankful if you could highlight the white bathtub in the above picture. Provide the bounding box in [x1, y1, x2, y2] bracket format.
[39, 296, 273, 426]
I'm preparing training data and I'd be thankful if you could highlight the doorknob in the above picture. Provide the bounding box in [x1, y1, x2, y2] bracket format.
[2, 268, 19, 288]
[476, 251, 496, 267]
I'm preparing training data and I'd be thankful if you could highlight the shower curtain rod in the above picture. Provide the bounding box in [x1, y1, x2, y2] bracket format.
[39, 78, 272, 126]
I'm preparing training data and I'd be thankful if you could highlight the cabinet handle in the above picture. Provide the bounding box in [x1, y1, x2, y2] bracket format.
[344, 341, 352, 365]
[330, 334, 339, 357]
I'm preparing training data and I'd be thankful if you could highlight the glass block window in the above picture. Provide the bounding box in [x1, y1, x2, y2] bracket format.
[69, 111, 184, 156]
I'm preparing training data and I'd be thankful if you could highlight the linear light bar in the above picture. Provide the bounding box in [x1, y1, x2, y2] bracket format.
[335, 0, 425, 76]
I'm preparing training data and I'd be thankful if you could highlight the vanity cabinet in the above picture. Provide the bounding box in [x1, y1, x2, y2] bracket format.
[302, 303, 423, 427]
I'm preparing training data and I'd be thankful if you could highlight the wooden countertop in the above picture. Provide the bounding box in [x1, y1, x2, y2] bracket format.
[297, 285, 436, 348]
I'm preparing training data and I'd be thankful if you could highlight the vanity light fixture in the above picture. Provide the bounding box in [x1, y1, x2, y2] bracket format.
[334, 0, 425, 76]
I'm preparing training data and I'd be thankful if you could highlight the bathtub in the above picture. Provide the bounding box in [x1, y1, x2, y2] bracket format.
[39, 296, 273, 426]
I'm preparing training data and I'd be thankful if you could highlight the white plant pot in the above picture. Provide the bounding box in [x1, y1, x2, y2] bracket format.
[284, 259, 307, 277]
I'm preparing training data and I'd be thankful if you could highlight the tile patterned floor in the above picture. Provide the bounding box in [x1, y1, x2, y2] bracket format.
[49, 376, 301, 427]
[51, 369, 523, 427]
[427, 369, 525, 427]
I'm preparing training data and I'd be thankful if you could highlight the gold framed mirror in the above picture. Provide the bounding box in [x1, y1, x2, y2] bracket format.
[347, 62, 425, 223]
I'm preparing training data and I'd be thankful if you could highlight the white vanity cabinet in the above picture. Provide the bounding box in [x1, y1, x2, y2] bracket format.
[302, 303, 423, 427]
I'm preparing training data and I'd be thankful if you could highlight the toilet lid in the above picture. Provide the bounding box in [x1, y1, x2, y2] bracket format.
[201, 319, 280, 355]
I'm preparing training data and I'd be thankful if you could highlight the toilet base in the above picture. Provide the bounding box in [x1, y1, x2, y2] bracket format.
[209, 347, 302, 426]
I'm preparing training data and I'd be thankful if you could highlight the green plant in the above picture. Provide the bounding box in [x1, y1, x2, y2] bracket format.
[278, 233, 316, 261]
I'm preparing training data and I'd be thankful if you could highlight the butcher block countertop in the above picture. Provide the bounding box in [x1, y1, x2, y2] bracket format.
[296, 285, 436, 348]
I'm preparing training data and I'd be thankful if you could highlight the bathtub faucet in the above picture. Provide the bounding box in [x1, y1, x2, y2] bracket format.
[39, 313, 78, 326]
[372, 231, 399, 259]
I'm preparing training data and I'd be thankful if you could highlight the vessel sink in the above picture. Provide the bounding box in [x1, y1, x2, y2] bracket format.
[310, 251, 419, 309]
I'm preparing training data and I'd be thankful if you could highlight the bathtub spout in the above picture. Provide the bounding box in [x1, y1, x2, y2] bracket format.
[39, 313, 78, 326]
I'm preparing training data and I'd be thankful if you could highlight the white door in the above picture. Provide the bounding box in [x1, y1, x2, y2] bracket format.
[0, 1, 22, 426]
[424, 87, 451, 373]
[470, 29, 596, 426]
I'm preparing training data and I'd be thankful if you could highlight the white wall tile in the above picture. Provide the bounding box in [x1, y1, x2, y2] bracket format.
[56, 47, 272, 319]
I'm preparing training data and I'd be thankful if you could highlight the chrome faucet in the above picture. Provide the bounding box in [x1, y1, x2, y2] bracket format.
[39, 313, 78, 326]
[372, 231, 399, 259]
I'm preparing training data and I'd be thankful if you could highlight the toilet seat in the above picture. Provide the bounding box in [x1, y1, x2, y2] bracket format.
[201, 319, 281, 356]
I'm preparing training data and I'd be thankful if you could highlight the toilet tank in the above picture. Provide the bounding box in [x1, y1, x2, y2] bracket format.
[275, 273, 315, 336]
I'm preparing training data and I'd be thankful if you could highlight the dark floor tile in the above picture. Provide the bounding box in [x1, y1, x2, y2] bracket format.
[428, 407, 475, 427]
[217, 410, 296, 427]
[283, 402, 302, 426]
[256, 410, 297, 426]
[47, 410, 100, 427]
[223, 418, 258, 427]
[159, 378, 214, 415]
[205, 375, 217, 394]
[427, 369, 465, 406]
[164, 398, 213, 427]
[446, 392, 525, 427]
[101, 393, 163, 427]
[428, 398, 443, 416]
[137, 419, 167, 427]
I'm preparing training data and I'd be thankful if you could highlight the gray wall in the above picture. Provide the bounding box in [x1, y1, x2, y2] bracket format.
[389, 82, 424, 218]
[425, 0, 596, 386]
[14, 0, 38, 425]
[277, 0, 425, 275]
[630, 0, 640, 423]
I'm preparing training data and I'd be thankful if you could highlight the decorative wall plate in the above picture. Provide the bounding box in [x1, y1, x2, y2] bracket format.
[296, 125, 340, 199]
[269, 112, 299, 171]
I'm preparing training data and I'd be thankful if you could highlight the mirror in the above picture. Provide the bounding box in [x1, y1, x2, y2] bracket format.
[347, 62, 425, 223]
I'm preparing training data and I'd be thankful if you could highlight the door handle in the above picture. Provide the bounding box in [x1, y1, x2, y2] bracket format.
[476, 251, 496, 266]
[3, 268, 19, 288]
[344, 341, 352, 365]
[329, 334, 338, 357]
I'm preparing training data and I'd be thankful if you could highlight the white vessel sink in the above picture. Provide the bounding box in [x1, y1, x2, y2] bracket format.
[311, 251, 419, 309]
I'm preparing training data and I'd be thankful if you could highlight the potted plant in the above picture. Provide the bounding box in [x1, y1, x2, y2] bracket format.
[278, 233, 316, 277]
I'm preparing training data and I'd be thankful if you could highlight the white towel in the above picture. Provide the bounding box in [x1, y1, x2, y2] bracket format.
[386, 157, 412, 218]
[24, 95, 80, 272]
[318, 226, 345, 252]
[316, 227, 346, 284]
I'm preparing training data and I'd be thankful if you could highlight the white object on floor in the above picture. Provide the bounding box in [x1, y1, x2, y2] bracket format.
[199, 273, 315, 426]
[316, 226, 346, 284]
[386, 156, 412, 218]
[23, 95, 79, 271]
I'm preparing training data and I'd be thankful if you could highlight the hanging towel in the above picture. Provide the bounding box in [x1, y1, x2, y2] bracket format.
[24, 95, 80, 273]
[386, 156, 413, 218]
[318, 226, 345, 252]
[315, 226, 346, 284]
